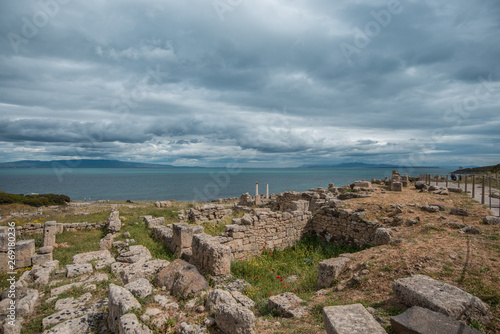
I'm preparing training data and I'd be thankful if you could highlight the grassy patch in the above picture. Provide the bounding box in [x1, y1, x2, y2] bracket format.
[202, 211, 245, 237]
[53, 229, 104, 266]
[113, 218, 177, 262]
[231, 235, 364, 303]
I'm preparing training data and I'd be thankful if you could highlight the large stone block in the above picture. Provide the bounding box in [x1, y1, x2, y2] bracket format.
[108, 211, 121, 233]
[392, 275, 492, 326]
[116, 245, 152, 264]
[15, 239, 35, 269]
[317, 257, 350, 289]
[108, 284, 142, 333]
[391, 306, 483, 334]
[268, 293, 306, 318]
[0, 232, 10, 252]
[43, 221, 57, 247]
[32, 252, 52, 266]
[191, 233, 231, 276]
[215, 303, 256, 334]
[119, 313, 152, 334]
[155, 259, 208, 298]
[323, 304, 386, 334]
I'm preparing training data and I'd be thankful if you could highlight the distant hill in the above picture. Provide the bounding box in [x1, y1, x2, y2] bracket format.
[453, 163, 500, 174]
[300, 162, 438, 168]
[0, 159, 175, 168]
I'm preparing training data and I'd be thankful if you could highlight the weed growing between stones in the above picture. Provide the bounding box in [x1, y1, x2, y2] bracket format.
[231, 235, 364, 304]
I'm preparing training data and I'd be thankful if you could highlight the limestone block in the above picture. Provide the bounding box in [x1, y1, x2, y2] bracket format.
[392, 275, 492, 325]
[15, 239, 35, 269]
[215, 303, 256, 334]
[323, 304, 386, 334]
[43, 221, 57, 247]
[391, 306, 483, 334]
[268, 293, 306, 318]
[108, 284, 142, 333]
[317, 257, 351, 289]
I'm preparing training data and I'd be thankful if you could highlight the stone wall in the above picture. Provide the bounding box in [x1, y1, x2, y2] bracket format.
[218, 210, 313, 260]
[13, 221, 106, 236]
[311, 207, 390, 247]
[187, 204, 232, 223]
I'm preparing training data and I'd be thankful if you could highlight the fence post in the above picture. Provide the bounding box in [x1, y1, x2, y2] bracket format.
[458, 175, 461, 188]
[446, 175, 449, 188]
[482, 176, 485, 205]
[472, 175, 475, 198]
[465, 175, 468, 193]
[489, 176, 492, 210]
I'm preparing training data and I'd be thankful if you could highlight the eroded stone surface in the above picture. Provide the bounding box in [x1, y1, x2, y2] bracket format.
[117, 245, 152, 264]
[268, 293, 306, 318]
[155, 259, 208, 298]
[391, 306, 483, 334]
[42, 312, 106, 334]
[108, 284, 142, 333]
[215, 303, 256, 334]
[393, 275, 492, 326]
[119, 313, 152, 334]
[66, 263, 93, 278]
[125, 278, 153, 299]
[318, 257, 351, 289]
[323, 304, 386, 334]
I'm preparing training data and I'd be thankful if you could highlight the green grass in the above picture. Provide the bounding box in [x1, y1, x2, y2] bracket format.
[231, 235, 365, 304]
[114, 218, 177, 262]
[53, 229, 104, 266]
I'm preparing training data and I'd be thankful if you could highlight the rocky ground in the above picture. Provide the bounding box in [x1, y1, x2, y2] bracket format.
[1, 180, 499, 334]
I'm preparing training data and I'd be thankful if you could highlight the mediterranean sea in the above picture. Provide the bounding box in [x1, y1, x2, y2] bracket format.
[0, 167, 453, 202]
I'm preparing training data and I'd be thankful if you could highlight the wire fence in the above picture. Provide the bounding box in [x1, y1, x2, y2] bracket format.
[419, 172, 500, 217]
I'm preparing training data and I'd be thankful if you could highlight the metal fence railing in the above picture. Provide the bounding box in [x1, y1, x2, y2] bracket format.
[419, 173, 500, 217]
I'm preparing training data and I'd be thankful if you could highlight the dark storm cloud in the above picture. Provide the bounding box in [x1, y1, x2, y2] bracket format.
[0, 0, 499, 167]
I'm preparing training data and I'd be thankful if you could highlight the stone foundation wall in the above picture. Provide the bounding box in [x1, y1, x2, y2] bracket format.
[147, 200, 391, 276]
[218, 210, 313, 260]
[311, 208, 389, 246]
[12, 221, 106, 236]
[187, 204, 232, 223]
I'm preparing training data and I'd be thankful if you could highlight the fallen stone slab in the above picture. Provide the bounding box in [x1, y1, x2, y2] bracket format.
[66, 263, 93, 278]
[32, 252, 53, 266]
[43, 298, 108, 328]
[72, 250, 112, 264]
[268, 293, 307, 318]
[323, 303, 386, 334]
[155, 259, 208, 299]
[117, 245, 152, 263]
[31, 260, 59, 285]
[54, 292, 93, 311]
[16, 289, 39, 317]
[215, 303, 256, 334]
[392, 275, 492, 326]
[108, 284, 142, 333]
[42, 312, 106, 334]
[119, 313, 152, 334]
[50, 273, 108, 297]
[125, 278, 153, 299]
[318, 257, 351, 289]
[112, 259, 170, 284]
[391, 306, 483, 334]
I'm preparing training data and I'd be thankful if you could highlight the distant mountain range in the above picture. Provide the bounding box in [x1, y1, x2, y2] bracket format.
[0, 159, 176, 168]
[299, 162, 439, 168]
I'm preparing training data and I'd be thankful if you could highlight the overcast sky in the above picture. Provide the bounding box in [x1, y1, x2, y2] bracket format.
[0, 0, 499, 168]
